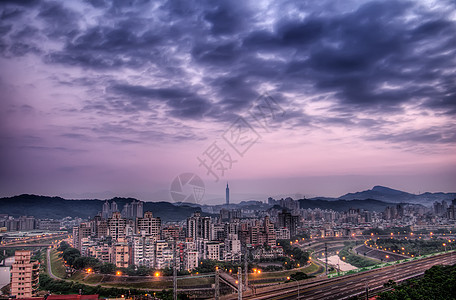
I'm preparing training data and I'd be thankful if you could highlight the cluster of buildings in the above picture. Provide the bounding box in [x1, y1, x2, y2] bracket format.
[69, 193, 456, 273]
[434, 199, 456, 219]
[72, 207, 287, 272]
[0, 215, 61, 232]
[72, 187, 292, 272]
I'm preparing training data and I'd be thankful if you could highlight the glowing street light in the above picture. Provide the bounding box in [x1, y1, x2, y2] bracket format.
[116, 271, 122, 276]
[154, 272, 160, 277]
[287, 276, 300, 298]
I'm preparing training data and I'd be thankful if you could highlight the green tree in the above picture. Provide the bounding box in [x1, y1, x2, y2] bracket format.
[99, 263, 116, 274]
[73, 256, 101, 270]
[57, 241, 70, 252]
[62, 248, 81, 267]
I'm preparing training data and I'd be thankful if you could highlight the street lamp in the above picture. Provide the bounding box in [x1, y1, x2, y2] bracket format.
[335, 251, 341, 275]
[287, 276, 300, 299]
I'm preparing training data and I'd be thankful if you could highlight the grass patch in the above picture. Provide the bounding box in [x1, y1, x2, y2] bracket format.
[248, 263, 319, 280]
[96, 275, 213, 289]
[102, 281, 172, 289]
[80, 274, 104, 284]
[177, 276, 214, 287]
[302, 262, 320, 274]
[338, 245, 377, 268]
[50, 249, 67, 278]
[69, 271, 85, 281]
[39, 249, 47, 273]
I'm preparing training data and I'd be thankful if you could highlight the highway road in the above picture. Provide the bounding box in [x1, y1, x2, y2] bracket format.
[221, 251, 455, 300]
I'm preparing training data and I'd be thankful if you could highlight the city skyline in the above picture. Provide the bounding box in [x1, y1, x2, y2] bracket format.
[0, 0, 455, 200]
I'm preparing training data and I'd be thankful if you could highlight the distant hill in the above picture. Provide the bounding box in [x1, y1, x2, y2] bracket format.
[298, 198, 410, 212]
[0, 194, 201, 222]
[338, 186, 456, 206]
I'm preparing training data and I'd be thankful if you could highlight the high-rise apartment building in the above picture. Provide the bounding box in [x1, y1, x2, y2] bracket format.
[108, 212, 127, 240]
[73, 223, 92, 250]
[186, 212, 211, 240]
[102, 201, 119, 219]
[133, 234, 155, 268]
[10, 250, 40, 298]
[205, 242, 221, 260]
[122, 201, 144, 219]
[184, 250, 199, 271]
[136, 212, 161, 241]
[278, 210, 299, 237]
[114, 243, 130, 268]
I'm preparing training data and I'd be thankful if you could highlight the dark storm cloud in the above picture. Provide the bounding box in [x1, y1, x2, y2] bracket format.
[192, 41, 241, 65]
[1, 0, 455, 145]
[367, 126, 456, 145]
[109, 83, 212, 118]
[1, 8, 24, 20]
[203, 2, 248, 36]
[284, 1, 456, 114]
[91, 121, 203, 143]
[43, 21, 170, 70]
[0, 0, 38, 7]
[0, 24, 11, 36]
[37, 2, 80, 38]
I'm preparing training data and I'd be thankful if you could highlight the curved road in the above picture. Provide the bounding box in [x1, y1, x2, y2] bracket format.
[46, 248, 62, 280]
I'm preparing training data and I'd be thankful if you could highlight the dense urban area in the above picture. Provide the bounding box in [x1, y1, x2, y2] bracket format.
[1, 186, 455, 299]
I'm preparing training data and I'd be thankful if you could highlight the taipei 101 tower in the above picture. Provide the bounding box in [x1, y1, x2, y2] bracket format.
[226, 183, 230, 206]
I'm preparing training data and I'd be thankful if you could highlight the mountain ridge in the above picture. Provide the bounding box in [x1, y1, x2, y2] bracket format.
[338, 185, 455, 206]
[1, 185, 454, 221]
[0, 194, 202, 222]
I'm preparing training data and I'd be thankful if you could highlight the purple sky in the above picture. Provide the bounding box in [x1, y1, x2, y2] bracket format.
[0, 0, 455, 203]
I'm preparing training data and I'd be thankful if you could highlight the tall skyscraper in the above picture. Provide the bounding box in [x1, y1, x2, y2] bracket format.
[226, 183, 230, 206]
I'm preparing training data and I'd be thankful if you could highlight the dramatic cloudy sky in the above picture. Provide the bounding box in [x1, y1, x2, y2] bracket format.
[0, 0, 455, 202]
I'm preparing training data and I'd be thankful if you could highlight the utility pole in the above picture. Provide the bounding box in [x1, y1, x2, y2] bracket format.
[215, 267, 220, 300]
[238, 266, 242, 300]
[173, 240, 177, 300]
[325, 243, 328, 275]
[244, 250, 248, 290]
[365, 283, 369, 300]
